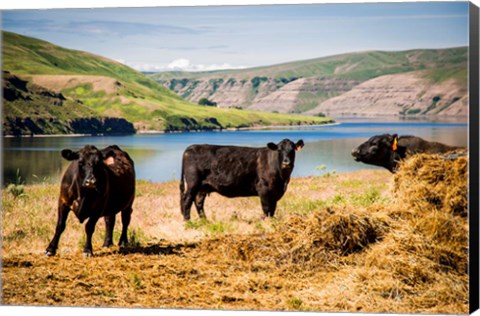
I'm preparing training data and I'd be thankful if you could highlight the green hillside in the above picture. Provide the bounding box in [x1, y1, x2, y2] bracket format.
[2, 71, 136, 135]
[151, 48, 467, 82]
[2, 31, 332, 135]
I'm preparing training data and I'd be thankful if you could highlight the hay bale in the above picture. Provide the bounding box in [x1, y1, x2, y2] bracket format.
[322, 212, 388, 255]
[384, 151, 469, 279]
[393, 152, 468, 216]
[204, 207, 389, 271]
[276, 208, 390, 269]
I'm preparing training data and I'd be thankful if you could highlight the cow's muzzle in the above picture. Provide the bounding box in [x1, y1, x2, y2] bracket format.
[82, 177, 97, 189]
[351, 148, 361, 161]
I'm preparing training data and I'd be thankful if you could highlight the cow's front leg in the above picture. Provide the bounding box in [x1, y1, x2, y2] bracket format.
[45, 202, 70, 256]
[83, 215, 100, 257]
[260, 194, 277, 218]
[103, 214, 116, 248]
[119, 206, 132, 248]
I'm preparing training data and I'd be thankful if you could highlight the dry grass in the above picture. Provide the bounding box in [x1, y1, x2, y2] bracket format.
[1, 158, 469, 313]
[393, 151, 468, 217]
[30, 75, 121, 94]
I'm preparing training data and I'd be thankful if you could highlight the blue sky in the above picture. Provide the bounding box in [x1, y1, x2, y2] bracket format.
[1, 1, 470, 72]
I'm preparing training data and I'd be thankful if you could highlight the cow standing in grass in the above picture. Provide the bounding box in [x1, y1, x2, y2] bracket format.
[45, 145, 135, 257]
[180, 139, 304, 220]
[351, 133, 462, 173]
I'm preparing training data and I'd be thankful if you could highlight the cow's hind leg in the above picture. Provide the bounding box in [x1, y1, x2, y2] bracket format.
[119, 206, 132, 248]
[83, 215, 100, 257]
[45, 202, 70, 256]
[194, 192, 207, 219]
[102, 214, 116, 248]
[182, 186, 199, 221]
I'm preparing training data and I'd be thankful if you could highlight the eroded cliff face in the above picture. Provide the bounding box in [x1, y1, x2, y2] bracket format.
[249, 77, 359, 113]
[161, 71, 467, 117]
[305, 72, 468, 116]
[162, 76, 359, 113]
[166, 77, 278, 109]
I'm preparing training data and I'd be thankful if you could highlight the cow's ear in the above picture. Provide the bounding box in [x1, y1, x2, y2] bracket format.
[295, 140, 305, 151]
[267, 142, 278, 150]
[391, 134, 398, 151]
[103, 149, 116, 166]
[61, 149, 79, 161]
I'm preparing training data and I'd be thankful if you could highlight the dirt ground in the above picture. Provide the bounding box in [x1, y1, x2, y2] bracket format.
[1, 160, 469, 313]
[30, 75, 121, 94]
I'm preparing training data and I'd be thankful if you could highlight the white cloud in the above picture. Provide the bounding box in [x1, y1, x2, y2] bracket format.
[129, 58, 248, 73]
[167, 58, 191, 70]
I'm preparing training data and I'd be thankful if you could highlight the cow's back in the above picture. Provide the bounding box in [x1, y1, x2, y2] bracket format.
[182, 144, 265, 196]
[399, 136, 458, 155]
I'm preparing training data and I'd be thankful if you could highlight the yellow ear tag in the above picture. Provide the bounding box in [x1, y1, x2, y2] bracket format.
[392, 138, 398, 151]
[296, 145, 303, 152]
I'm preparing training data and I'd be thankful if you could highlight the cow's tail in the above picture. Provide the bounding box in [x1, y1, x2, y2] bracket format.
[179, 164, 185, 196]
[179, 160, 185, 215]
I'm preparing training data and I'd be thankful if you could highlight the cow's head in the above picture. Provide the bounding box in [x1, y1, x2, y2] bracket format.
[351, 134, 399, 172]
[61, 145, 115, 190]
[267, 139, 304, 170]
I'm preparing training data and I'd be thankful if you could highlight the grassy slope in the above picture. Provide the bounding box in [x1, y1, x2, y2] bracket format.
[2, 31, 332, 132]
[2, 71, 111, 135]
[151, 47, 468, 82]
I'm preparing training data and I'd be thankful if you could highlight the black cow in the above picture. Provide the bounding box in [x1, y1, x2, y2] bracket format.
[179, 139, 304, 220]
[45, 145, 135, 257]
[351, 133, 461, 172]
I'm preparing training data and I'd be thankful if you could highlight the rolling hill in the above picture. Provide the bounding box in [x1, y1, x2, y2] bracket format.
[1, 31, 332, 136]
[150, 48, 468, 116]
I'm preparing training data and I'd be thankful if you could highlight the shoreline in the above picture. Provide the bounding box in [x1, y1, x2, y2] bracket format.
[2, 121, 339, 138]
[3, 133, 91, 138]
[7, 169, 386, 187]
[2, 114, 470, 138]
[136, 121, 341, 135]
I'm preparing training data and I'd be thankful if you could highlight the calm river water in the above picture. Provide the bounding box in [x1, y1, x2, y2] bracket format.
[2, 118, 468, 185]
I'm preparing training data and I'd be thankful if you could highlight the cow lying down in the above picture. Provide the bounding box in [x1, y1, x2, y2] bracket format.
[351, 133, 462, 173]
[180, 139, 304, 220]
[45, 145, 135, 257]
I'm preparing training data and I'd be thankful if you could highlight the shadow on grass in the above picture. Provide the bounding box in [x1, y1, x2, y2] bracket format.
[108, 242, 198, 256]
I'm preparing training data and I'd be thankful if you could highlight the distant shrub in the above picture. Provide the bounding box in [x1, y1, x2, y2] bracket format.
[251, 76, 268, 90]
[198, 98, 217, 106]
[169, 78, 191, 90]
[209, 78, 224, 94]
[406, 108, 421, 115]
[275, 77, 299, 84]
